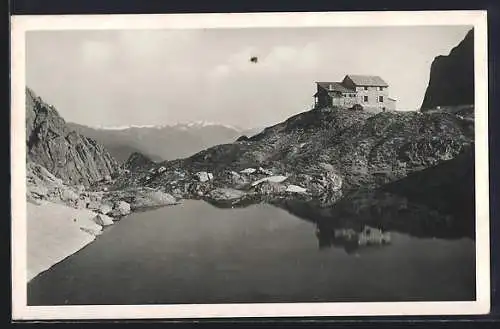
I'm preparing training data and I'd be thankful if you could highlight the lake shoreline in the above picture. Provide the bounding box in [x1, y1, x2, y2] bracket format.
[26, 199, 181, 284]
[27, 199, 476, 305]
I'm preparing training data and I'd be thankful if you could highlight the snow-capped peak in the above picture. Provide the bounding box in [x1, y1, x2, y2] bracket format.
[94, 124, 159, 131]
[92, 121, 242, 131]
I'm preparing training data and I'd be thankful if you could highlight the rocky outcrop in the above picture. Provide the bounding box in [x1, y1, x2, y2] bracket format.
[111, 201, 131, 217]
[102, 187, 178, 212]
[421, 29, 474, 110]
[124, 152, 156, 172]
[116, 105, 473, 207]
[26, 88, 119, 186]
[382, 148, 474, 224]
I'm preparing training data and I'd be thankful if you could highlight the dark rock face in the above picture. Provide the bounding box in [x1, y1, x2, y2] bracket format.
[382, 148, 474, 226]
[421, 29, 474, 110]
[124, 152, 155, 172]
[26, 88, 119, 186]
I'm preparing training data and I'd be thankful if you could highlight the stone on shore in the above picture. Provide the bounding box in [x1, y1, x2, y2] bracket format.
[92, 213, 114, 226]
[251, 175, 288, 187]
[98, 203, 113, 215]
[240, 168, 257, 174]
[207, 188, 247, 201]
[195, 171, 213, 182]
[286, 184, 307, 194]
[112, 201, 131, 217]
[131, 190, 178, 209]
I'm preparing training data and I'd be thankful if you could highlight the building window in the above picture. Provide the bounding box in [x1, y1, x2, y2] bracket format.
[379, 87, 384, 91]
[364, 96, 368, 102]
[379, 96, 384, 103]
[364, 86, 368, 91]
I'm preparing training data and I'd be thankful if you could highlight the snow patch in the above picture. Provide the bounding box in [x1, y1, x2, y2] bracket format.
[27, 202, 103, 282]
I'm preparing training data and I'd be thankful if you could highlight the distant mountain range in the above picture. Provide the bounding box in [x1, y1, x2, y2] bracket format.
[67, 121, 262, 163]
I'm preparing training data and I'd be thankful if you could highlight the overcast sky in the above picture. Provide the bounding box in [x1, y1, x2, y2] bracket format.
[26, 25, 472, 129]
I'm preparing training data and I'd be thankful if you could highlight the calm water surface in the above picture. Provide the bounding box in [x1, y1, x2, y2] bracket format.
[28, 199, 475, 305]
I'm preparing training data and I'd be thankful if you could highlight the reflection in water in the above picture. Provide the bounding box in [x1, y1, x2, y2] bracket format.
[208, 186, 474, 253]
[28, 199, 476, 305]
[316, 225, 391, 254]
[270, 188, 474, 252]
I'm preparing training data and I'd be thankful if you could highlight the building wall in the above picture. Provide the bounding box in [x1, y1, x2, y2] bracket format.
[331, 93, 357, 107]
[355, 86, 390, 110]
[341, 76, 395, 111]
[315, 82, 396, 111]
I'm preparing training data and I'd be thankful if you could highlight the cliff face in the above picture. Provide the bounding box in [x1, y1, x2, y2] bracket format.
[420, 29, 474, 110]
[26, 88, 120, 186]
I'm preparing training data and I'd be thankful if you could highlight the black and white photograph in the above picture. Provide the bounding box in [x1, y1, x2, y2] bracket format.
[11, 11, 490, 319]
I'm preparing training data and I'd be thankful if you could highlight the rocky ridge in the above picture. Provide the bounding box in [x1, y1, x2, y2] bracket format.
[113, 105, 474, 210]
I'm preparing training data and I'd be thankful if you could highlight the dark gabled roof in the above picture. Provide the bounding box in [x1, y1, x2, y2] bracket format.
[316, 82, 355, 93]
[344, 75, 389, 87]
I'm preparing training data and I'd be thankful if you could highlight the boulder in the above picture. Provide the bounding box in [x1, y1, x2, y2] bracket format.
[61, 188, 79, 202]
[257, 167, 273, 175]
[157, 166, 166, 174]
[224, 171, 248, 187]
[285, 185, 307, 194]
[253, 181, 287, 195]
[251, 175, 288, 187]
[92, 213, 114, 226]
[98, 203, 113, 215]
[240, 168, 257, 174]
[130, 190, 177, 209]
[85, 200, 101, 211]
[112, 201, 131, 217]
[195, 171, 212, 182]
[208, 188, 247, 201]
[324, 172, 343, 192]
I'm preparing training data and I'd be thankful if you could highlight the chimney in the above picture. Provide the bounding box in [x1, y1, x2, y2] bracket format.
[329, 84, 333, 91]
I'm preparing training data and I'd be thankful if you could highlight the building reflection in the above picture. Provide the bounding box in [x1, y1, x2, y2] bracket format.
[315, 224, 391, 253]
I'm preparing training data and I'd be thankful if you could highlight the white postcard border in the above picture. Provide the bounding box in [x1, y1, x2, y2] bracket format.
[11, 10, 490, 320]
